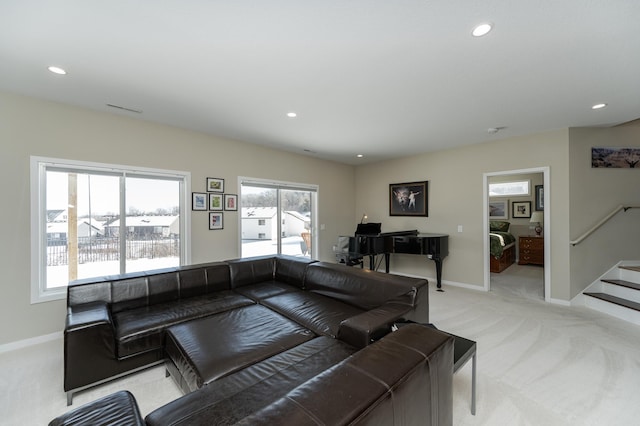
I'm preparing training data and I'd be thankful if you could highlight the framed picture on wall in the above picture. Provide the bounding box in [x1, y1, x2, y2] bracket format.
[209, 212, 223, 230]
[209, 193, 223, 210]
[489, 200, 508, 219]
[512, 201, 532, 218]
[535, 185, 544, 211]
[206, 177, 224, 192]
[224, 194, 238, 211]
[389, 181, 428, 216]
[192, 192, 207, 211]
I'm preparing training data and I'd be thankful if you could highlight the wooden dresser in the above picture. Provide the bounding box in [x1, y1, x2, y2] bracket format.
[519, 236, 544, 266]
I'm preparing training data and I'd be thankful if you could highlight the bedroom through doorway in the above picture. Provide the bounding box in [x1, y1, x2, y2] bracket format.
[484, 167, 550, 302]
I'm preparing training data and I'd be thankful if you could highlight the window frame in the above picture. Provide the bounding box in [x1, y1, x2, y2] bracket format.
[30, 156, 192, 303]
[239, 177, 318, 258]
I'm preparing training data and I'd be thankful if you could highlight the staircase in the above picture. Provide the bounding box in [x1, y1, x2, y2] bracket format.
[584, 264, 640, 325]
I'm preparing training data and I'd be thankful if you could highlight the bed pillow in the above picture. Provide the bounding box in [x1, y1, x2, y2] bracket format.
[489, 221, 510, 232]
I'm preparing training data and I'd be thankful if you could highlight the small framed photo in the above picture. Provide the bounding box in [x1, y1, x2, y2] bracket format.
[192, 192, 207, 211]
[224, 194, 238, 211]
[389, 181, 428, 216]
[512, 201, 532, 218]
[489, 200, 508, 219]
[209, 193, 223, 211]
[209, 212, 223, 230]
[535, 185, 544, 211]
[206, 177, 224, 192]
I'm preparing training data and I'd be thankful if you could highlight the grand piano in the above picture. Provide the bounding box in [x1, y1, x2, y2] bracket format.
[335, 223, 449, 290]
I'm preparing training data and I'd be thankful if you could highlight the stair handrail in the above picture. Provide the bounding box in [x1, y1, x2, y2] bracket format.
[570, 205, 640, 246]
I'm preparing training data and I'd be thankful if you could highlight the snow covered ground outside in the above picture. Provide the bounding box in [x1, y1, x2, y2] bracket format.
[47, 236, 310, 289]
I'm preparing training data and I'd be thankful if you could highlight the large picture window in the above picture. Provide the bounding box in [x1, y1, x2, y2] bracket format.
[240, 178, 317, 258]
[31, 157, 190, 303]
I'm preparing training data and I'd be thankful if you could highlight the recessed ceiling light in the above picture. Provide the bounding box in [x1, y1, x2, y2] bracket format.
[48, 66, 67, 75]
[287, 112, 297, 118]
[356, 154, 364, 158]
[472, 23, 493, 37]
[591, 103, 607, 110]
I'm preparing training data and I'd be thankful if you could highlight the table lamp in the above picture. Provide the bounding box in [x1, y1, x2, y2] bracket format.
[530, 212, 543, 236]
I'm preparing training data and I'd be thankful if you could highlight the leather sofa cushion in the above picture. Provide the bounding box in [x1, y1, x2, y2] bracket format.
[113, 291, 254, 358]
[260, 291, 364, 338]
[233, 281, 302, 302]
[305, 262, 426, 310]
[236, 324, 454, 425]
[165, 304, 316, 390]
[274, 255, 317, 287]
[49, 390, 144, 426]
[146, 337, 357, 425]
[227, 256, 276, 288]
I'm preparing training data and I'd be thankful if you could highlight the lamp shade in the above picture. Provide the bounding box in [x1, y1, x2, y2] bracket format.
[530, 212, 543, 224]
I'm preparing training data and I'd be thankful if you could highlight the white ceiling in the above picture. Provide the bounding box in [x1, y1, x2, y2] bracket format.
[1, 0, 639, 165]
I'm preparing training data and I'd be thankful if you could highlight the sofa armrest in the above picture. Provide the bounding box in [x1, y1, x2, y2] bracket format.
[337, 302, 411, 348]
[66, 301, 112, 332]
[64, 302, 117, 392]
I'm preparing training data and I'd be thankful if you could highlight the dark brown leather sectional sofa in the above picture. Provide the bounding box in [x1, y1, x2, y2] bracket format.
[60, 255, 454, 425]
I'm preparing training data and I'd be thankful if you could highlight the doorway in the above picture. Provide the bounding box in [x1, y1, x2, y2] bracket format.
[483, 167, 551, 302]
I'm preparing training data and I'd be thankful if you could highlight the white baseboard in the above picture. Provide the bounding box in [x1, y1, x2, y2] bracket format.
[387, 269, 485, 292]
[548, 297, 571, 306]
[0, 331, 62, 354]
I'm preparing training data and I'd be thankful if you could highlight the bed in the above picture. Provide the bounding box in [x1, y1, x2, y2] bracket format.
[489, 221, 516, 273]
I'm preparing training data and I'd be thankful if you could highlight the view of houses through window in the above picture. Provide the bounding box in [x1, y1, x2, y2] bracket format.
[32, 157, 188, 301]
[240, 180, 316, 258]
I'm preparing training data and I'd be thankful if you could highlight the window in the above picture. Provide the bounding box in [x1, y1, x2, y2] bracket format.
[31, 156, 191, 303]
[489, 180, 530, 197]
[240, 177, 317, 258]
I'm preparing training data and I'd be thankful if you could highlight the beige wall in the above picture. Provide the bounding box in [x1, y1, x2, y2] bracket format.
[568, 126, 640, 297]
[0, 92, 356, 345]
[3, 89, 637, 346]
[355, 130, 572, 300]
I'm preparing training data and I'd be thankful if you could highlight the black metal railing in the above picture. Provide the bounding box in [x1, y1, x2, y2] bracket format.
[47, 235, 180, 266]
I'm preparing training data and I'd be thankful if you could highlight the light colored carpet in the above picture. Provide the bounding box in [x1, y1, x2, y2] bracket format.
[3, 269, 640, 425]
[490, 263, 545, 301]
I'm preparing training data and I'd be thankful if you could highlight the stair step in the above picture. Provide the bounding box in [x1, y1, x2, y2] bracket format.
[584, 292, 640, 312]
[601, 279, 640, 291]
[620, 266, 640, 273]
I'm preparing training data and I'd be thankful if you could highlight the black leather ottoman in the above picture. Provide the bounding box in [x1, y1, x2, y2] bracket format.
[49, 390, 144, 426]
[165, 304, 316, 393]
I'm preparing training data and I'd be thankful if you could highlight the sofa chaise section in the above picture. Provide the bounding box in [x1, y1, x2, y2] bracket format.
[234, 324, 454, 426]
[64, 261, 244, 404]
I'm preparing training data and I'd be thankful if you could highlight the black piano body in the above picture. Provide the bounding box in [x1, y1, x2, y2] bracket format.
[338, 225, 449, 289]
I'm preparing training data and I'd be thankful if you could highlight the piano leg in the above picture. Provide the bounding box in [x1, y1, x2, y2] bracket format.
[434, 258, 444, 291]
[384, 253, 391, 273]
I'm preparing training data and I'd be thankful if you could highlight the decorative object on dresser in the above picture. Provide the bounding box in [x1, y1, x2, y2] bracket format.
[530, 211, 544, 236]
[519, 235, 544, 266]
